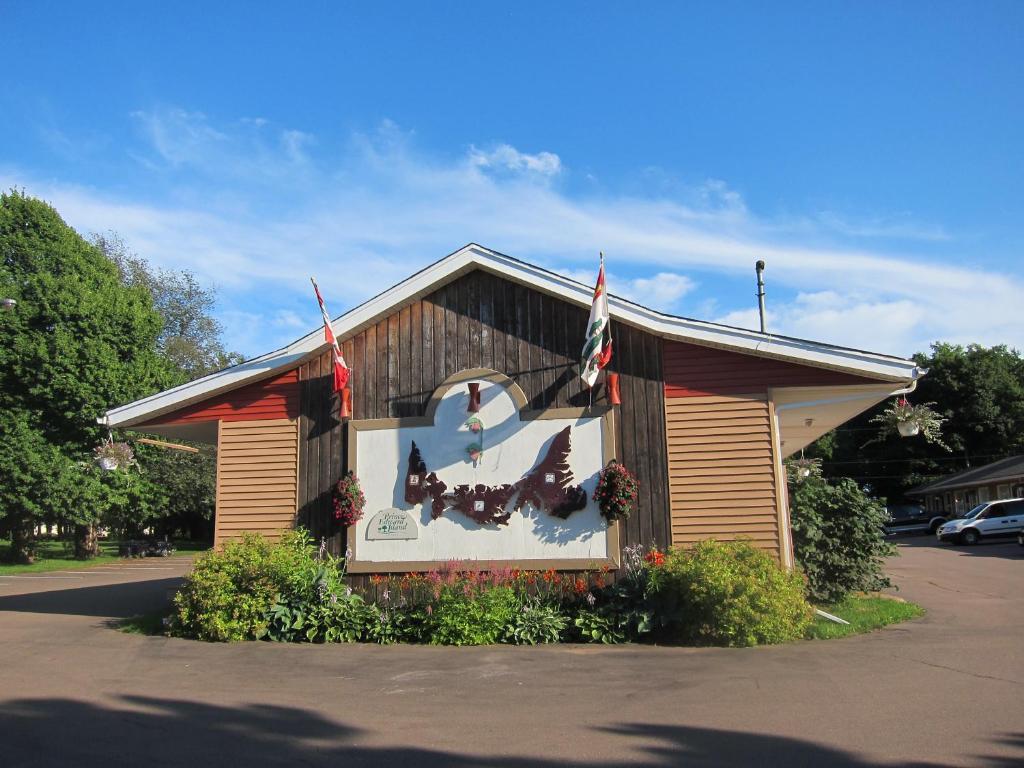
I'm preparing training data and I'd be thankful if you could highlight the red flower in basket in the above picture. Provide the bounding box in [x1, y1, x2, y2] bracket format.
[333, 471, 366, 527]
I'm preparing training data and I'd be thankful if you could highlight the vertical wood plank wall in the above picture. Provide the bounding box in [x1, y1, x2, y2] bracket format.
[213, 418, 300, 547]
[663, 394, 781, 558]
[296, 269, 672, 569]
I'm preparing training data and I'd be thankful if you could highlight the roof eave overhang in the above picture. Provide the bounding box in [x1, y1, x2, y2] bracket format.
[102, 243, 922, 429]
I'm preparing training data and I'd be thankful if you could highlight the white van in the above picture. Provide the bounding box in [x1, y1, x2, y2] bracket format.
[936, 498, 1024, 545]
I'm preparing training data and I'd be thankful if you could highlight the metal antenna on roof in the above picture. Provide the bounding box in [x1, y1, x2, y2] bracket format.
[755, 260, 767, 334]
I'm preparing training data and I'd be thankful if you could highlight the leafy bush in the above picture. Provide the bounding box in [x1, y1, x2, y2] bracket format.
[171, 535, 816, 648]
[172, 530, 327, 641]
[261, 561, 371, 643]
[504, 599, 568, 645]
[426, 584, 521, 646]
[660, 540, 812, 647]
[572, 609, 627, 644]
[595, 545, 677, 640]
[789, 475, 895, 603]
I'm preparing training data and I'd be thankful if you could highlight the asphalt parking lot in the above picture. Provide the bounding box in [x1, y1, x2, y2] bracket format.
[1, 539, 1021, 768]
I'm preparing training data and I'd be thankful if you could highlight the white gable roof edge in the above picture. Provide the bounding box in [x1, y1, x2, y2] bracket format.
[102, 243, 922, 428]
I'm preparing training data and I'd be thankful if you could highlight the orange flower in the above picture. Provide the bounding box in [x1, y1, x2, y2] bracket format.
[573, 578, 587, 595]
[644, 550, 666, 567]
[369, 574, 385, 585]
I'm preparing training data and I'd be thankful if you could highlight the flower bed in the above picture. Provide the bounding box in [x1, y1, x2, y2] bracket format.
[168, 531, 815, 647]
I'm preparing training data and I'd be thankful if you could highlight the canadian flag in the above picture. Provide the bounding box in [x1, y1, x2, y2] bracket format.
[310, 278, 350, 392]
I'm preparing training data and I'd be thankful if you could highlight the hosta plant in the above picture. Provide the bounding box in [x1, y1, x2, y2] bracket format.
[504, 599, 567, 645]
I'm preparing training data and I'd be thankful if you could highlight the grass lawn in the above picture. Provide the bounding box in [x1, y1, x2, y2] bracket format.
[113, 612, 168, 636]
[0, 538, 209, 575]
[806, 595, 925, 640]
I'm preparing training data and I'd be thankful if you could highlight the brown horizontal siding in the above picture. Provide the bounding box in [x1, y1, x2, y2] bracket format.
[663, 341, 874, 398]
[665, 393, 780, 557]
[214, 418, 299, 547]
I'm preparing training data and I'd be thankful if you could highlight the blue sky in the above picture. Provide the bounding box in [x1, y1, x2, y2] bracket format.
[2, 2, 1022, 359]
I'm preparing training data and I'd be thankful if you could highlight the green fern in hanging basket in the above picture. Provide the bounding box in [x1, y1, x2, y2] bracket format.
[785, 455, 822, 483]
[93, 439, 138, 472]
[866, 397, 950, 450]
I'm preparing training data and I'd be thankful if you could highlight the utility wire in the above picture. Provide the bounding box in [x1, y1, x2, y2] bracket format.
[820, 453, 1010, 466]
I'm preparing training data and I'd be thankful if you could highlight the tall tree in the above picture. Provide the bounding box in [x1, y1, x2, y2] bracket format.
[0, 192, 171, 561]
[92, 233, 240, 541]
[92, 232, 243, 382]
[813, 343, 1024, 503]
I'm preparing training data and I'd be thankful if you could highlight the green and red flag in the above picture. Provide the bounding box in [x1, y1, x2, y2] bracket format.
[579, 253, 612, 388]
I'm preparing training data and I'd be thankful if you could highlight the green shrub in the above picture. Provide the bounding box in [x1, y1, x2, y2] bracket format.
[661, 539, 812, 647]
[261, 560, 372, 644]
[504, 599, 568, 645]
[789, 475, 895, 604]
[572, 609, 627, 644]
[426, 584, 521, 645]
[597, 544, 679, 640]
[172, 530, 326, 642]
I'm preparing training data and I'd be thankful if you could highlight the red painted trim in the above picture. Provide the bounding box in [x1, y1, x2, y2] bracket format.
[140, 368, 300, 425]
[663, 341, 876, 398]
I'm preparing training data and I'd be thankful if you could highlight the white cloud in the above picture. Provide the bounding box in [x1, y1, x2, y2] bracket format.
[280, 130, 313, 164]
[4, 112, 1022, 358]
[271, 309, 306, 329]
[131, 108, 227, 167]
[468, 144, 562, 177]
[620, 273, 696, 308]
[714, 292, 927, 352]
[555, 268, 695, 310]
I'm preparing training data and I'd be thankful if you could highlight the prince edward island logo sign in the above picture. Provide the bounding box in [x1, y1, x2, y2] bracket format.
[366, 508, 419, 540]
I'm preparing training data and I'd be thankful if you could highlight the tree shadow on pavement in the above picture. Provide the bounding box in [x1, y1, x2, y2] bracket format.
[0, 577, 182, 618]
[1, 696, 1021, 768]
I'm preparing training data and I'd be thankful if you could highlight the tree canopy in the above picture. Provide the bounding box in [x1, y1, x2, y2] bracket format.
[0, 191, 175, 559]
[0, 192, 235, 561]
[93, 232, 244, 383]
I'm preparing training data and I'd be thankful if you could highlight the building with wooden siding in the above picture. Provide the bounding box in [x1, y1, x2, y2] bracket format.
[102, 244, 921, 573]
[908, 455, 1024, 516]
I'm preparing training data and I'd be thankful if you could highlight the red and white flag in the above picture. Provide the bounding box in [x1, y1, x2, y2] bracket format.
[311, 277, 350, 392]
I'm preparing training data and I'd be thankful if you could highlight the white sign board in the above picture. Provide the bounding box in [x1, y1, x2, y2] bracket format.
[351, 378, 609, 566]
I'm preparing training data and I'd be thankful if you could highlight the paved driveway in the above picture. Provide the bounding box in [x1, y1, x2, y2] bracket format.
[1, 540, 1021, 768]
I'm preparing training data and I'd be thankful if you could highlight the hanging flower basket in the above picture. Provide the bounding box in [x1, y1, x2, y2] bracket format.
[593, 460, 639, 524]
[333, 471, 366, 527]
[866, 397, 949, 450]
[785, 455, 822, 483]
[93, 440, 137, 472]
[896, 420, 920, 437]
